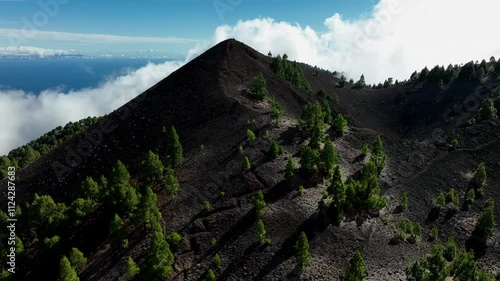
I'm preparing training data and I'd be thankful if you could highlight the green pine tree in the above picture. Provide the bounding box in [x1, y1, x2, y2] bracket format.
[124, 257, 140, 280]
[320, 139, 339, 177]
[164, 169, 180, 199]
[284, 158, 296, 183]
[252, 191, 266, 215]
[166, 126, 183, 167]
[144, 230, 174, 280]
[109, 214, 128, 249]
[68, 248, 87, 271]
[295, 232, 311, 272]
[141, 150, 164, 186]
[136, 186, 162, 230]
[345, 250, 367, 281]
[58, 256, 79, 281]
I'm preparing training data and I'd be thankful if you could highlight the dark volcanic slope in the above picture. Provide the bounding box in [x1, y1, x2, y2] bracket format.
[12, 39, 314, 205]
[6, 39, 500, 280]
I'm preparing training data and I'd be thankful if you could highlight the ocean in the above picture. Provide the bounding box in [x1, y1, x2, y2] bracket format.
[0, 57, 174, 94]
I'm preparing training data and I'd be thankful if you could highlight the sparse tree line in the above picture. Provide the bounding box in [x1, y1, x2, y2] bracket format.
[271, 54, 312, 93]
[0, 125, 184, 281]
[335, 56, 500, 91]
[406, 242, 497, 281]
[0, 117, 100, 179]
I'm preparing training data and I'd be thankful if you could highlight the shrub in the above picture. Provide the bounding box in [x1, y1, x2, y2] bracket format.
[166, 232, 182, 248]
[270, 97, 284, 122]
[430, 226, 439, 241]
[204, 201, 212, 212]
[436, 192, 446, 209]
[400, 192, 408, 210]
[451, 138, 460, 149]
[213, 253, 221, 267]
[256, 219, 267, 244]
[247, 129, 256, 143]
[298, 185, 304, 196]
[242, 156, 251, 169]
[361, 144, 370, 156]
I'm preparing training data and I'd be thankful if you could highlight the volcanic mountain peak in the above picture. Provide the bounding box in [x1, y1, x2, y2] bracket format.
[4, 39, 500, 280]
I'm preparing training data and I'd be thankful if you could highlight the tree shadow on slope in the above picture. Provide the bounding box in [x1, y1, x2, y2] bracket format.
[254, 213, 329, 280]
[465, 230, 488, 258]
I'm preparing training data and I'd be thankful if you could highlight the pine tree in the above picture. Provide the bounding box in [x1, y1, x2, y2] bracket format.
[256, 219, 267, 243]
[270, 97, 284, 123]
[371, 136, 386, 173]
[68, 247, 87, 271]
[295, 232, 311, 272]
[247, 129, 256, 143]
[252, 191, 266, 215]
[327, 166, 345, 225]
[166, 126, 183, 167]
[427, 244, 446, 281]
[109, 214, 128, 249]
[58, 256, 79, 281]
[320, 139, 339, 177]
[136, 186, 162, 230]
[109, 161, 139, 215]
[475, 205, 496, 240]
[80, 176, 100, 200]
[322, 100, 333, 125]
[284, 158, 296, 183]
[141, 150, 164, 186]
[400, 192, 408, 210]
[299, 145, 319, 178]
[268, 140, 283, 159]
[206, 269, 216, 281]
[213, 253, 221, 267]
[479, 99, 497, 120]
[250, 73, 269, 101]
[125, 257, 140, 280]
[345, 250, 367, 281]
[470, 162, 487, 190]
[164, 169, 180, 199]
[338, 75, 346, 88]
[333, 114, 348, 135]
[145, 230, 174, 280]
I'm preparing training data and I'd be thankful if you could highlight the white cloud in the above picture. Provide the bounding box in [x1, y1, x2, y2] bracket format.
[0, 46, 77, 57]
[0, 28, 202, 46]
[0, 60, 184, 155]
[209, 0, 500, 84]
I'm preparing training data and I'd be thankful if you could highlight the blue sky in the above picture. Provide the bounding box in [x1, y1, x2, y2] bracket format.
[0, 0, 375, 57]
